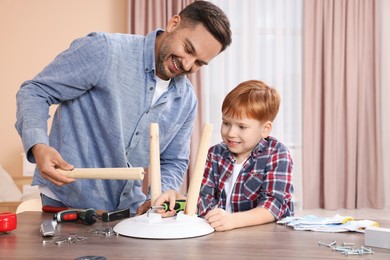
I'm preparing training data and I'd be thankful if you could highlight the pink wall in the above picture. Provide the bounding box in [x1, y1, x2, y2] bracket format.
[0, 0, 127, 178]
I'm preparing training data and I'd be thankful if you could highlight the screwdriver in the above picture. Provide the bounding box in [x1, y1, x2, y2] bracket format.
[77, 208, 98, 225]
[54, 209, 79, 222]
[150, 199, 186, 213]
[54, 208, 98, 225]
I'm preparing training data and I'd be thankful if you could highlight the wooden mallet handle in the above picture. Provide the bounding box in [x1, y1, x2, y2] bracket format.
[57, 168, 144, 180]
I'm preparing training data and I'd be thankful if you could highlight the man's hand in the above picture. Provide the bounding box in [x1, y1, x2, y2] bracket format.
[135, 200, 151, 215]
[205, 207, 235, 231]
[136, 190, 187, 217]
[32, 143, 75, 186]
[153, 190, 183, 217]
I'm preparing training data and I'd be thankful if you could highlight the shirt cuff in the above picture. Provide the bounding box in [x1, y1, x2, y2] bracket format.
[22, 128, 49, 163]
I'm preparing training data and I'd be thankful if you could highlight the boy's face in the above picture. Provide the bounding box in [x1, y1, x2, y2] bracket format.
[221, 115, 272, 163]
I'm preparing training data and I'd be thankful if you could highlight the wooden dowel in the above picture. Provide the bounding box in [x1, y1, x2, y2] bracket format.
[57, 168, 144, 180]
[150, 123, 162, 205]
[185, 123, 213, 216]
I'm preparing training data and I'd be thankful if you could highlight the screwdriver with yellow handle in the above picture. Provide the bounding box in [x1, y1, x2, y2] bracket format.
[148, 199, 186, 216]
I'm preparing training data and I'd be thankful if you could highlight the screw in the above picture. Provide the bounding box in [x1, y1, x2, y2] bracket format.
[318, 241, 329, 247]
[343, 251, 359, 255]
[332, 246, 352, 252]
[332, 246, 350, 252]
[318, 241, 335, 248]
[361, 246, 375, 254]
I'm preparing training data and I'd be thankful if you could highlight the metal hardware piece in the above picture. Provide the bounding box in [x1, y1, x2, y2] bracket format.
[318, 241, 336, 248]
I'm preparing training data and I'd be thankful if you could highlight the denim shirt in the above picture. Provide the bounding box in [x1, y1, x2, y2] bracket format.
[15, 30, 198, 212]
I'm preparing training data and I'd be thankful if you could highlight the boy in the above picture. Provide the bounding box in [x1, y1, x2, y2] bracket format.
[155, 80, 294, 231]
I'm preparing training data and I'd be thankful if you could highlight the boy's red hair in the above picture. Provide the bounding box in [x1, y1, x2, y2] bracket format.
[222, 80, 280, 122]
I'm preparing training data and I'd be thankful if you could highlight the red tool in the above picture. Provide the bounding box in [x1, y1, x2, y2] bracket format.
[42, 205, 69, 213]
[0, 212, 17, 233]
[54, 208, 98, 225]
[45, 205, 129, 222]
[54, 209, 79, 222]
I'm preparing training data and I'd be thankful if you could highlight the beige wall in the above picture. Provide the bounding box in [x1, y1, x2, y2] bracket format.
[0, 0, 127, 178]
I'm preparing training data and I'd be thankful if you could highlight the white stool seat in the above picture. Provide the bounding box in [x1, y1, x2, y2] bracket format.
[16, 198, 42, 213]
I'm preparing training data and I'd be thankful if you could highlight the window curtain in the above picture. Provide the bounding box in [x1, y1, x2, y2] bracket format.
[206, 0, 304, 207]
[302, 0, 384, 209]
[127, 0, 200, 193]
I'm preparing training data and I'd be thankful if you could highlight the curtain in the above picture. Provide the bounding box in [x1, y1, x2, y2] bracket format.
[205, 0, 304, 207]
[127, 0, 200, 193]
[379, 0, 390, 208]
[303, 0, 384, 209]
[128, 0, 195, 34]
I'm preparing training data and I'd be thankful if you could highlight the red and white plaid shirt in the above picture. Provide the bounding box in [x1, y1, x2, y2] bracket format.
[197, 136, 294, 219]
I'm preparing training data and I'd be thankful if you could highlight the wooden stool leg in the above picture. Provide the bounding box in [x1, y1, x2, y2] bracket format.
[185, 123, 213, 216]
[150, 123, 162, 205]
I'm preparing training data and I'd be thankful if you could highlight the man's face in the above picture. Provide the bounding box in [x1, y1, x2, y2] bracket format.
[156, 23, 222, 80]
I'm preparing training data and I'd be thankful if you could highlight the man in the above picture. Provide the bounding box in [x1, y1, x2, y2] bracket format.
[15, 1, 231, 214]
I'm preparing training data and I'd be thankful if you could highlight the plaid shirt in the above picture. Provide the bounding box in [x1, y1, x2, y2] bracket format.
[197, 136, 294, 219]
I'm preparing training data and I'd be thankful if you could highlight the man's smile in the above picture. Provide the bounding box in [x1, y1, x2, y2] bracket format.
[171, 56, 182, 73]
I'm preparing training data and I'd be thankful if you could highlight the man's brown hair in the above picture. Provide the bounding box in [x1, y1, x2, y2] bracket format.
[179, 1, 232, 52]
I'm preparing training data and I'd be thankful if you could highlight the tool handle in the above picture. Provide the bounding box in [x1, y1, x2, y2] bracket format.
[42, 205, 69, 213]
[102, 208, 130, 222]
[54, 209, 79, 222]
[163, 200, 186, 212]
[57, 168, 145, 180]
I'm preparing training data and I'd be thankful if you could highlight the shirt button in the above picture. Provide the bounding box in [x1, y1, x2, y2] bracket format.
[150, 87, 154, 90]
[135, 132, 140, 135]
[123, 192, 129, 196]
[146, 110, 149, 114]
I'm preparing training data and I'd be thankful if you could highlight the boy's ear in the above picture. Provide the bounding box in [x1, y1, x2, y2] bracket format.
[166, 15, 181, 32]
[261, 121, 272, 138]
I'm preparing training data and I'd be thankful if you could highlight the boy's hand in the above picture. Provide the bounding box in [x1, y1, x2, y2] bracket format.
[205, 207, 235, 231]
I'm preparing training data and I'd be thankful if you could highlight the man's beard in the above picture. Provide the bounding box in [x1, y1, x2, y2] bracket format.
[158, 60, 169, 79]
[156, 39, 172, 80]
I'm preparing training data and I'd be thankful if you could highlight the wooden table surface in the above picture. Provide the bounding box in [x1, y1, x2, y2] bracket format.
[1, 212, 389, 259]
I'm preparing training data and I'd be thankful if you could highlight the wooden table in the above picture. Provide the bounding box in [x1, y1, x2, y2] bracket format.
[1, 212, 389, 259]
